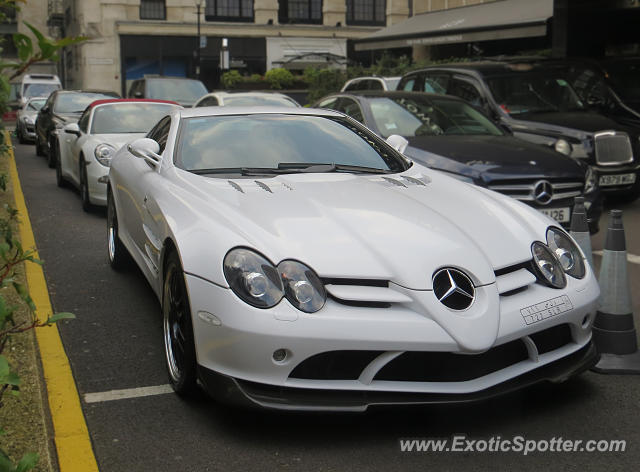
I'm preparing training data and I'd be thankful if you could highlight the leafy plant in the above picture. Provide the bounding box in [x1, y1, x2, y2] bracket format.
[264, 68, 294, 90]
[0, 1, 81, 470]
[221, 70, 243, 89]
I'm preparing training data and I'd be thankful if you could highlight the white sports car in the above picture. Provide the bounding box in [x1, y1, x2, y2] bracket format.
[57, 99, 181, 210]
[108, 107, 600, 411]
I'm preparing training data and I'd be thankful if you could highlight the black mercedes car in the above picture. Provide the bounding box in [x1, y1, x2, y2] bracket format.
[35, 90, 119, 167]
[398, 61, 640, 202]
[315, 91, 602, 233]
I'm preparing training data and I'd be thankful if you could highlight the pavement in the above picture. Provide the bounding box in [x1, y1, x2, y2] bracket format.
[12, 140, 640, 472]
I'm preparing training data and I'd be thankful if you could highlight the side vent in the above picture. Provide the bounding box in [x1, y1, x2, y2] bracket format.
[401, 175, 430, 186]
[382, 177, 407, 188]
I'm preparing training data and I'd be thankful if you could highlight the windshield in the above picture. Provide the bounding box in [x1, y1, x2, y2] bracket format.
[54, 93, 115, 113]
[176, 114, 407, 174]
[223, 95, 299, 107]
[487, 73, 585, 115]
[24, 83, 60, 98]
[147, 79, 207, 104]
[27, 99, 46, 111]
[91, 103, 176, 134]
[604, 61, 640, 101]
[369, 96, 503, 138]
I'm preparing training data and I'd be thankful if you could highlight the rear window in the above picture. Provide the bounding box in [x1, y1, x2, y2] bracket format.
[147, 79, 207, 104]
[223, 95, 299, 107]
[24, 83, 60, 98]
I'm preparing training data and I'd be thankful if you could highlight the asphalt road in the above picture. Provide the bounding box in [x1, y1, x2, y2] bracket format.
[13, 141, 640, 472]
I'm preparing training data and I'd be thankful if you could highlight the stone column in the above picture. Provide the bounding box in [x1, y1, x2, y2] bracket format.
[323, 0, 346, 27]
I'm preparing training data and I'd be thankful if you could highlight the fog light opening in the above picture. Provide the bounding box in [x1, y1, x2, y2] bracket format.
[273, 349, 288, 363]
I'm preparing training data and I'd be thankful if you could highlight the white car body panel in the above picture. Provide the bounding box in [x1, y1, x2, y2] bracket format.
[109, 107, 600, 410]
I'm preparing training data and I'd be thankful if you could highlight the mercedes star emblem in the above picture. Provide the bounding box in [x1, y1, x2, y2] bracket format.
[532, 180, 553, 205]
[432, 268, 475, 310]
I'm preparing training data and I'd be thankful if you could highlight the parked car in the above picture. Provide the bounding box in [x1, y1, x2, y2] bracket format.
[193, 91, 300, 108]
[5, 74, 61, 122]
[341, 76, 401, 92]
[107, 106, 599, 410]
[315, 91, 602, 233]
[398, 61, 640, 201]
[15, 97, 47, 144]
[560, 56, 640, 128]
[57, 99, 180, 211]
[35, 90, 120, 167]
[128, 76, 208, 107]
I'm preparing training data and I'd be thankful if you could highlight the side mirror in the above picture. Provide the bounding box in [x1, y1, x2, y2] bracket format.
[386, 134, 409, 154]
[41, 106, 50, 114]
[64, 123, 81, 136]
[128, 138, 162, 167]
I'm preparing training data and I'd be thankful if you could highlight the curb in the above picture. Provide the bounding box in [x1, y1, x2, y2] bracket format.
[6, 134, 100, 471]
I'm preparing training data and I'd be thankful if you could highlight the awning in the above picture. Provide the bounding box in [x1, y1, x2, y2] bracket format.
[355, 0, 553, 51]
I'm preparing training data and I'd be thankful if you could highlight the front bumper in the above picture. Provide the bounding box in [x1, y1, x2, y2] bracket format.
[185, 263, 600, 410]
[85, 160, 109, 206]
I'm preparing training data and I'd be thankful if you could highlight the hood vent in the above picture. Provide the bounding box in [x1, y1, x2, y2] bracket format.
[254, 180, 273, 193]
[227, 181, 244, 193]
[401, 175, 429, 186]
[382, 177, 407, 188]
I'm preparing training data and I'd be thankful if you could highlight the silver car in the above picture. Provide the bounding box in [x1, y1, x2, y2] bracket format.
[16, 97, 47, 143]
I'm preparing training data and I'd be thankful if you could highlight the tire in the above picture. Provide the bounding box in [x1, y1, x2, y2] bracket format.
[107, 188, 130, 271]
[80, 158, 94, 212]
[162, 250, 198, 396]
[47, 136, 57, 168]
[55, 144, 67, 188]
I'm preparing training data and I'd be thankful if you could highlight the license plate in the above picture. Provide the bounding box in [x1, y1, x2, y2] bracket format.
[599, 173, 636, 187]
[539, 207, 570, 223]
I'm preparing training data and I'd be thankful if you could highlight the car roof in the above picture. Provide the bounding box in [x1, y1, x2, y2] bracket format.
[322, 90, 467, 103]
[87, 98, 180, 108]
[56, 90, 120, 96]
[179, 106, 343, 119]
[407, 59, 569, 77]
[204, 91, 293, 98]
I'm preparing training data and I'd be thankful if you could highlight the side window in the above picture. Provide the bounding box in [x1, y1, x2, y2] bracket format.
[200, 96, 219, 106]
[147, 116, 171, 153]
[423, 74, 450, 94]
[44, 93, 55, 112]
[401, 78, 416, 91]
[336, 98, 364, 123]
[78, 110, 90, 133]
[369, 80, 384, 91]
[344, 81, 359, 92]
[450, 79, 484, 107]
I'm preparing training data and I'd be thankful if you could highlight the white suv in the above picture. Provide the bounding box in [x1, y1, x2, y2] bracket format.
[340, 76, 401, 92]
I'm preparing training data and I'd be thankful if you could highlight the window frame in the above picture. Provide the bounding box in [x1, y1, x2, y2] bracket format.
[205, 0, 254, 22]
[346, 0, 386, 26]
[139, 0, 166, 20]
[278, 0, 323, 25]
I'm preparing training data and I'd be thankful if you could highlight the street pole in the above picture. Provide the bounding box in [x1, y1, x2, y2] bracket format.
[196, 0, 201, 80]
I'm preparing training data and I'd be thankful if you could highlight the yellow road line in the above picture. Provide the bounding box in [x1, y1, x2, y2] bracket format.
[6, 135, 100, 472]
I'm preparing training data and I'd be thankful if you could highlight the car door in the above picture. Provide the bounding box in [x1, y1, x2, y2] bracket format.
[69, 109, 92, 186]
[119, 115, 172, 277]
[36, 93, 55, 145]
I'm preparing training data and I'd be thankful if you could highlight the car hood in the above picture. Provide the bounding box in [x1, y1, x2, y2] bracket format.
[404, 135, 585, 182]
[171, 166, 550, 291]
[509, 111, 625, 135]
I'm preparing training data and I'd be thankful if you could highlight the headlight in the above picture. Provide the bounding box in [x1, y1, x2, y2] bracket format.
[546, 227, 585, 279]
[278, 260, 326, 313]
[531, 241, 567, 288]
[94, 144, 117, 166]
[223, 248, 284, 308]
[554, 139, 572, 155]
[584, 166, 597, 194]
[24, 116, 34, 124]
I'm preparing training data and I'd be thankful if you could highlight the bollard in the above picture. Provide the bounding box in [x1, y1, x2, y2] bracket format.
[570, 197, 594, 270]
[591, 210, 640, 374]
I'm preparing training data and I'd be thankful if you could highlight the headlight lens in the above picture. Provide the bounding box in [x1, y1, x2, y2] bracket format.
[24, 116, 34, 124]
[531, 241, 567, 288]
[223, 248, 284, 308]
[94, 143, 116, 166]
[584, 166, 597, 194]
[546, 227, 585, 279]
[278, 260, 326, 313]
[554, 139, 572, 155]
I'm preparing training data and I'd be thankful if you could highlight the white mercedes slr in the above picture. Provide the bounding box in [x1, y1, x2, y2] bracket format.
[107, 107, 600, 411]
[57, 99, 180, 210]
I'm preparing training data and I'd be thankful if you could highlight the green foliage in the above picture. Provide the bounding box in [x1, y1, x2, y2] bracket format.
[304, 67, 347, 103]
[221, 70, 243, 89]
[0, 2, 81, 470]
[264, 68, 294, 90]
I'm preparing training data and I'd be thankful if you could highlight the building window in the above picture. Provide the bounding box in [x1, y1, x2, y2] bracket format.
[140, 0, 166, 20]
[346, 0, 386, 26]
[279, 0, 322, 24]
[205, 0, 254, 22]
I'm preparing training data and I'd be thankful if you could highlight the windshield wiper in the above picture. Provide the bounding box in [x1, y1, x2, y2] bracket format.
[190, 164, 391, 176]
[277, 162, 391, 174]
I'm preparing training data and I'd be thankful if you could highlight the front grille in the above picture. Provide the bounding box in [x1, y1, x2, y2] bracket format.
[488, 179, 583, 204]
[374, 340, 529, 382]
[290, 351, 384, 380]
[594, 132, 633, 165]
[528, 323, 573, 354]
